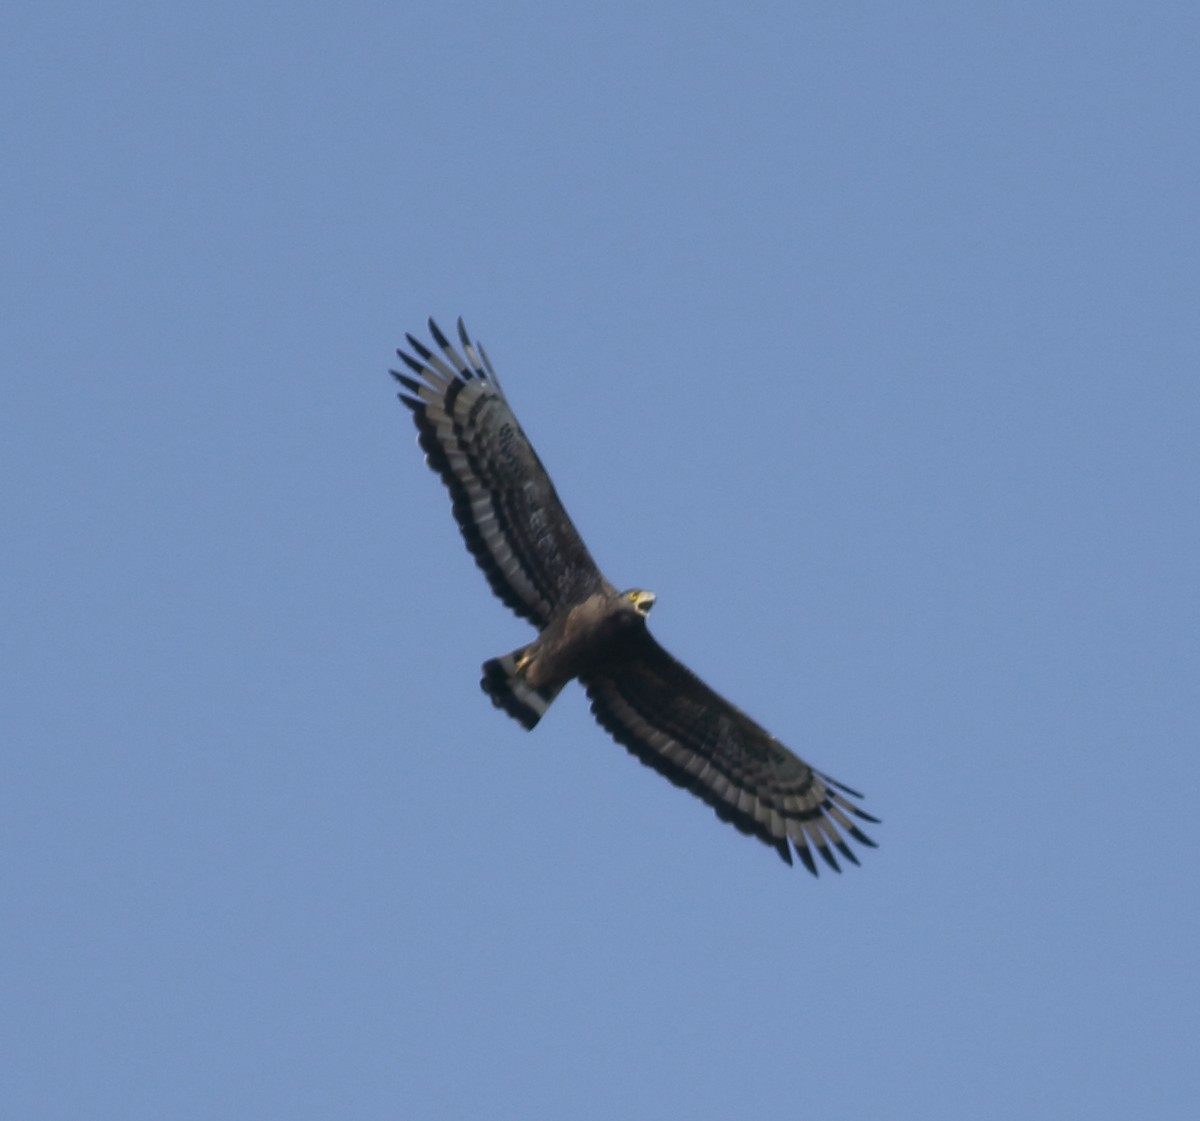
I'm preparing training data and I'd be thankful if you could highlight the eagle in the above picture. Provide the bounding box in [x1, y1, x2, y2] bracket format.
[392, 318, 878, 873]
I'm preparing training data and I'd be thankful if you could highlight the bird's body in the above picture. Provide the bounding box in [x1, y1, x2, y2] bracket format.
[393, 318, 878, 873]
[482, 588, 655, 728]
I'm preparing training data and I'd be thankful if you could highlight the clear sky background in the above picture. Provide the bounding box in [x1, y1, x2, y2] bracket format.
[3, 3, 1197, 1118]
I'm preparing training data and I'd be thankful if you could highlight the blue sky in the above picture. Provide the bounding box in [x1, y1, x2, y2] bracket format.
[3, 2, 1198, 1118]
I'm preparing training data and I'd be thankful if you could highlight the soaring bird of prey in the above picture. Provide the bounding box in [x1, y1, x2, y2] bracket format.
[392, 319, 878, 873]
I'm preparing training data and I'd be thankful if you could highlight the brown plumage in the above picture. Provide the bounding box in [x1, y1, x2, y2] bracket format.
[393, 318, 879, 873]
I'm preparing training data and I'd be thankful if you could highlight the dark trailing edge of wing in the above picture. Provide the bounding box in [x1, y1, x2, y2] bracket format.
[426, 318, 455, 362]
[403, 331, 434, 362]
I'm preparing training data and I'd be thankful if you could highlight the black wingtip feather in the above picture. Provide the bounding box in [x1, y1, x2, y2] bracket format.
[399, 351, 428, 377]
[405, 333, 433, 361]
[392, 371, 424, 395]
[816, 843, 842, 873]
[795, 843, 819, 877]
[847, 824, 879, 848]
[427, 317, 450, 350]
[827, 776, 866, 799]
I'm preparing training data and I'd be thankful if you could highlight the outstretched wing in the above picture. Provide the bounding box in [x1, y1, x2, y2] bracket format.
[582, 632, 879, 873]
[393, 318, 609, 628]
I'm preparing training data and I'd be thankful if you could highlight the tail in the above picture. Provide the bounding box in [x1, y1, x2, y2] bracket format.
[481, 650, 563, 730]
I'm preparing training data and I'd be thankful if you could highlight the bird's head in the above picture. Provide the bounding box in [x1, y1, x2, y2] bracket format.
[623, 589, 657, 618]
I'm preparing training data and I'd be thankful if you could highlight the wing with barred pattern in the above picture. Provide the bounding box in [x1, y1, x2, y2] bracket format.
[583, 630, 878, 873]
[393, 318, 610, 628]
